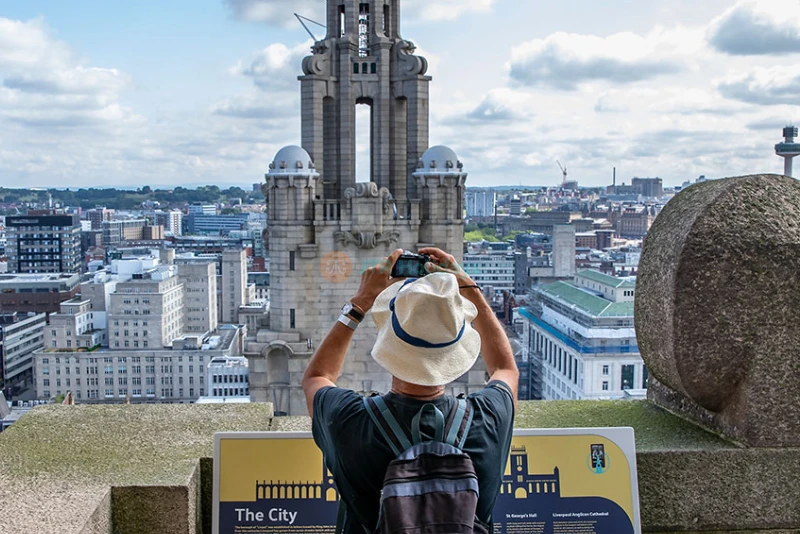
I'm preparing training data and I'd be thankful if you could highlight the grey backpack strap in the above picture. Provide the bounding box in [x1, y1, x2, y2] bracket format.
[443, 398, 473, 450]
[363, 396, 412, 455]
[411, 403, 445, 445]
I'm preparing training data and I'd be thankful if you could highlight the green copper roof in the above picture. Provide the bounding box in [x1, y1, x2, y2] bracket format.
[539, 281, 635, 317]
[577, 269, 636, 289]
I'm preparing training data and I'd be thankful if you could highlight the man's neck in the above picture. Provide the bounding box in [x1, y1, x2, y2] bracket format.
[390, 377, 445, 400]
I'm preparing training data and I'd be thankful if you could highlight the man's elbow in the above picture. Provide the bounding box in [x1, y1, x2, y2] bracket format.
[301, 370, 320, 393]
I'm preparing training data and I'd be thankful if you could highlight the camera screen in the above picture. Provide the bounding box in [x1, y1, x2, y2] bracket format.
[393, 258, 427, 278]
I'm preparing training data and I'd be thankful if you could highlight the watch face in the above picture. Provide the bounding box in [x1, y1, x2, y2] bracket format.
[341, 303, 353, 314]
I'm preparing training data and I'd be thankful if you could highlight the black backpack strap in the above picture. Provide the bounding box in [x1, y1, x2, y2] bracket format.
[363, 396, 413, 455]
[443, 398, 474, 450]
[335, 499, 347, 534]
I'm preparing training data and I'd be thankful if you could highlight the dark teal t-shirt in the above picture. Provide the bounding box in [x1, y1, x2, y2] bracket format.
[312, 381, 515, 534]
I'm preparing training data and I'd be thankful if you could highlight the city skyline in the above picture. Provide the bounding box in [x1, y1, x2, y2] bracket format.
[1, 0, 799, 189]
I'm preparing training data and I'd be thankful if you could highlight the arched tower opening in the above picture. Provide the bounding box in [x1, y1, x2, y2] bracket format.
[355, 98, 373, 183]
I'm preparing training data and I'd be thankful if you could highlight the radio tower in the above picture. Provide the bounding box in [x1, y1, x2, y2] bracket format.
[775, 126, 800, 178]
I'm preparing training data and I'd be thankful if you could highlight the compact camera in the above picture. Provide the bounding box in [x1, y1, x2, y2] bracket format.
[391, 252, 430, 278]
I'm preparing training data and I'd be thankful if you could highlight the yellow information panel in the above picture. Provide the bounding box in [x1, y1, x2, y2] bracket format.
[213, 428, 641, 534]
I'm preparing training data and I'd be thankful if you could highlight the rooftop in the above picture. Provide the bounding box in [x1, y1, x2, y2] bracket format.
[538, 281, 635, 317]
[576, 269, 636, 289]
[0, 272, 81, 284]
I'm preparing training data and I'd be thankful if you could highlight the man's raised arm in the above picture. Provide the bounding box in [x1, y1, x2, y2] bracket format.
[419, 247, 519, 407]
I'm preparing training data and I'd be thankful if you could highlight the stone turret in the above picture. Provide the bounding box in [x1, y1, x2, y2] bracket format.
[413, 145, 467, 257]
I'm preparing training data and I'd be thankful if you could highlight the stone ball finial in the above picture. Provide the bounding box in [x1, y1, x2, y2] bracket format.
[636, 174, 800, 447]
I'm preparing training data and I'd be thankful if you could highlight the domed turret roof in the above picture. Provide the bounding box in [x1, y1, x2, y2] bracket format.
[269, 145, 317, 175]
[417, 145, 463, 172]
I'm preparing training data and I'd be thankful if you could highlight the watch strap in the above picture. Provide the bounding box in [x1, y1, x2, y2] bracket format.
[337, 314, 359, 330]
[345, 303, 365, 322]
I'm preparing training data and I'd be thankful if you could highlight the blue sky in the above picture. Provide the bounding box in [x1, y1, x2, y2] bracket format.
[1, 0, 799, 189]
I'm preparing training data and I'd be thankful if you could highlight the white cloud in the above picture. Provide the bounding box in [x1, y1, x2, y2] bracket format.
[231, 41, 312, 90]
[0, 17, 72, 71]
[708, 0, 800, 55]
[465, 88, 537, 122]
[717, 65, 800, 105]
[404, 0, 494, 21]
[0, 18, 136, 129]
[595, 87, 745, 116]
[223, 0, 321, 27]
[508, 27, 703, 90]
[211, 91, 298, 119]
[223, 0, 493, 26]
[4, 66, 129, 95]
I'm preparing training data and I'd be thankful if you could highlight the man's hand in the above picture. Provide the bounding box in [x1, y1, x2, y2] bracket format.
[351, 248, 404, 312]
[419, 247, 475, 286]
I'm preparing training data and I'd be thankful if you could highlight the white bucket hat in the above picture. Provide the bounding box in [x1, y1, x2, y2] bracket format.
[371, 273, 481, 386]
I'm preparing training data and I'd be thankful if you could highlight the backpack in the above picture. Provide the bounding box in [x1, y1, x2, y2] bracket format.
[358, 395, 489, 534]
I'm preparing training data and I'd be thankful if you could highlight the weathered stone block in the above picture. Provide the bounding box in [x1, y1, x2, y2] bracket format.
[636, 174, 800, 447]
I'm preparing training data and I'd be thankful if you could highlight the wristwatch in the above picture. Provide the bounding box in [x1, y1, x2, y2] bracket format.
[341, 302, 365, 323]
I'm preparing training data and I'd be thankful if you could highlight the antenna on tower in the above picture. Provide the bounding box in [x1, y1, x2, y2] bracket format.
[556, 160, 567, 188]
[295, 13, 326, 42]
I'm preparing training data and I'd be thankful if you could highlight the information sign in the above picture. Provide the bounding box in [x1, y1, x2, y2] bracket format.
[213, 428, 640, 534]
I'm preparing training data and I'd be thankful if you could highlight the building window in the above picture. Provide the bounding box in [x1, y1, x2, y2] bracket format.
[290, 309, 296, 329]
[602, 365, 609, 375]
[621, 364, 634, 390]
[602, 381, 609, 391]
[289, 250, 295, 271]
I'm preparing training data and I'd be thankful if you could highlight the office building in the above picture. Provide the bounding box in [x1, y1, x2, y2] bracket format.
[154, 211, 183, 237]
[618, 206, 657, 239]
[0, 273, 81, 314]
[86, 208, 114, 230]
[142, 225, 164, 240]
[44, 298, 105, 350]
[1, 313, 46, 398]
[107, 265, 184, 350]
[206, 356, 249, 400]
[186, 214, 249, 235]
[78, 271, 117, 333]
[32, 325, 245, 403]
[221, 249, 247, 324]
[466, 190, 496, 218]
[175, 257, 218, 335]
[187, 204, 217, 216]
[247, 272, 270, 301]
[527, 225, 576, 285]
[519, 270, 645, 401]
[5, 214, 82, 274]
[463, 253, 525, 296]
[631, 178, 663, 199]
[102, 220, 148, 247]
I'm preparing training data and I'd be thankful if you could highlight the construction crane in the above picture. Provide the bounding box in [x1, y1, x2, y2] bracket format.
[556, 160, 567, 188]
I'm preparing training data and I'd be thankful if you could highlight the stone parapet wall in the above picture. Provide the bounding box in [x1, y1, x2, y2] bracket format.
[1, 401, 797, 533]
